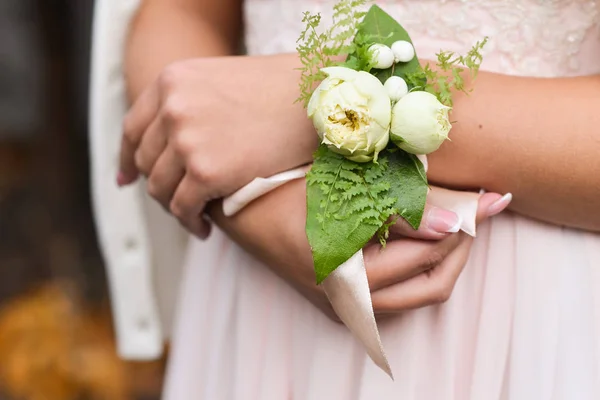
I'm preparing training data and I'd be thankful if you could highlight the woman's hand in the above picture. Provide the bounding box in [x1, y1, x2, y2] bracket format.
[118, 55, 318, 237]
[209, 179, 510, 321]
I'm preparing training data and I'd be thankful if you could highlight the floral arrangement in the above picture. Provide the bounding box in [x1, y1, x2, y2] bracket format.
[297, 0, 487, 284]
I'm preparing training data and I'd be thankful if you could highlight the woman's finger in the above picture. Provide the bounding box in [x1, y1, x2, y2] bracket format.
[134, 116, 168, 176]
[370, 192, 513, 313]
[477, 192, 512, 222]
[119, 83, 160, 185]
[169, 173, 211, 239]
[370, 232, 473, 313]
[388, 203, 462, 240]
[146, 146, 186, 209]
[390, 190, 512, 240]
[364, 234, 461, 292]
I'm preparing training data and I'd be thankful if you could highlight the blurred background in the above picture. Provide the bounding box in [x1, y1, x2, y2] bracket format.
[0, 1, 167, 398]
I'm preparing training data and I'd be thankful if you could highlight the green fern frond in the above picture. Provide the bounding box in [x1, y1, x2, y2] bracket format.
[296, 0, 369, 107]
[306, 147, 398, 240]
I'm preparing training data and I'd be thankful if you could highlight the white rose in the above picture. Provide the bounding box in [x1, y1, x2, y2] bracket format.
[390, 91, 451, 155]
[308, 66, 391, 162]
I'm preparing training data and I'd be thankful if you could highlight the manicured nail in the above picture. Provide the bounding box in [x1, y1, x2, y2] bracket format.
[487, 193, 512, 216]
[426, 207, 462, 233]
[116, 171, 128, 187]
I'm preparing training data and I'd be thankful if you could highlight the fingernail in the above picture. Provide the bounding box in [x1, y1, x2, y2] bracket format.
[487, 193, 512, 216]
[116, 171, 127, 187]
[426, 207, 462, 233]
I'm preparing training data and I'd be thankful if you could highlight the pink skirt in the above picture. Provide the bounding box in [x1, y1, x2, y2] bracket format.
[163, 212, 600, 399]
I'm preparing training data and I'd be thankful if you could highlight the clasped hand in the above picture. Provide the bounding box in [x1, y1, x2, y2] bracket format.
[118, 55, 317, 237]
[118, 56, 510, 320]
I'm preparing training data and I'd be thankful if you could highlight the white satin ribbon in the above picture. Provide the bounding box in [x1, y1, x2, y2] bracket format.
[222, 162, 479, 378]
[321, 250, 393, 377]
[223, 166, 310, 216]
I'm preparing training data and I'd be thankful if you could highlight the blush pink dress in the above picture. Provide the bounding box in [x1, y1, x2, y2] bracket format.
[162, 1, 600, 399]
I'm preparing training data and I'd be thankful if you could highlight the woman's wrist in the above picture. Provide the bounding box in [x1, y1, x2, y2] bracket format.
[426, 104, 493, 191]
[404, 60, 491, 191]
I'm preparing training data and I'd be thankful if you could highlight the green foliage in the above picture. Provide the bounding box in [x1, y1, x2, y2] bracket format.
[295, 0, 368, 107]
[296, 13, 331, 108]
[306, 146, 428, 283]
[338, 31, 377, 72]
[308, 147, 397, 231]
[300, 3, 488, 283]
[326, 0, 368, 56]
[302, 4, 432, 283]
[346, 5, 423, 86]
[405, 37, 488, 106]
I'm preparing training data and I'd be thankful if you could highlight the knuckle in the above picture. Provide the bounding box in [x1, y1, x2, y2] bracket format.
[172, 131, 194, 154]
[157, 63, 182, 91]
[169, 198, 186, 219]
[161, 95, 188, 125]
[430, 280, 453, 304]
[188, 158, 218, 185]
[421, 249, 445, 271]
[146, 176, 162, 199]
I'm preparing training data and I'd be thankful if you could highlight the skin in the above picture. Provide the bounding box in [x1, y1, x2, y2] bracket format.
[123, 0, 600, 232]
[117, 0, 597, 316]
[207, 180, 504, 320]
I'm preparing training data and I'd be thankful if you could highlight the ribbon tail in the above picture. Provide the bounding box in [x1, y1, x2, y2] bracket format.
[221, 164, 481, 379]
[322, 250, 393, 379]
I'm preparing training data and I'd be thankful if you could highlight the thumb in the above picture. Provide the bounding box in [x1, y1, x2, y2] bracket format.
[475, 192, 512, 224]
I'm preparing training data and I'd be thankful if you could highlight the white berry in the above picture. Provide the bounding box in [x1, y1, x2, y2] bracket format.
[384, 76, 408, 102]
[391, 40, 415, 63]
[368, 44, 395, 69]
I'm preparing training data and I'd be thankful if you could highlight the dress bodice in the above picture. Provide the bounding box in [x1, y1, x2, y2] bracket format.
[244, 0, 600, 77]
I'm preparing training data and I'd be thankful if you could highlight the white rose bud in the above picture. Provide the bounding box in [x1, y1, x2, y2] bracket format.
[390, 91, 451, 155]
[307, 66, 391, 162]
[368, 44, 395, 69]
[391, 40, 415, 63]
[383, 76, 408, 102]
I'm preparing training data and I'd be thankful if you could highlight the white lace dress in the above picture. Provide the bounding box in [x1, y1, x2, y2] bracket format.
[88, 0, 600, 399]
[161, 1, 600, 399]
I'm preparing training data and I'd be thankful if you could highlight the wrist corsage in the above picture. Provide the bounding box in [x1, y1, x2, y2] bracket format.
[222, 0, 488, 379]
[297, 0, 487, 376]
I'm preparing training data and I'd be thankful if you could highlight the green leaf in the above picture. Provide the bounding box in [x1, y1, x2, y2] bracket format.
[306, 149, 382, 284]
[346, 5, 424, 86]
[303, 3, 433, 284]
[306, 146, 428, 283]
[383, 151, 428, 230]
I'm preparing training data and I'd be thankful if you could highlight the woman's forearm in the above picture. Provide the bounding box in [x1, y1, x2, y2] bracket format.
[427, 72, 600, 230]
[124, 0, 241, 101]
[278, 60, 600, 230]
[260, 59, 598, 230]
[125, 2, 600, 231]
[262, 58, 600, 230]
